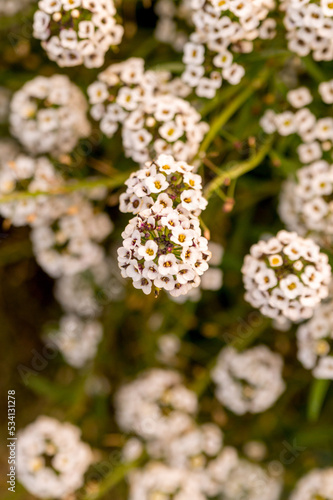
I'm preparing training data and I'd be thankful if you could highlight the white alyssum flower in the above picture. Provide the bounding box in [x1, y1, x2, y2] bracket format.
[181, 0, 276, 98]
[55, 258, 124, 317]
[279, 161, 333, 250]
[242, 231, 332, 322]
[289, 468, 333, 500]
[154, 0, 193, 52]
[17, 416, 93, 499]
[0, 0, 33, 16]
[211, 345, 285, 415]
[0, 154, 65, 227]
[208, 449, 283, 500]
[118, 206, 211, 297]
[284, 0, 333, 62]
[47, 314, 103, 368]
[88, 59, 206, 164]
[115, 369, 198, 442]
[119, 154, 207, 217]
[33, 0, 123, 68]
[10, 75, 91, 155]
[297, 300, 333, 379]
[30, 191, 113, 278]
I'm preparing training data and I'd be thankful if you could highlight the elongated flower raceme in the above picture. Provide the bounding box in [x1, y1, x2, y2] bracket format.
[242, 230, 332, 323]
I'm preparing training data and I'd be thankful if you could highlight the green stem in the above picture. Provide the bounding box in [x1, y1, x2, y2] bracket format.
[204, 137, 273, 199]
[307, 378, 330, 423]
[84, 458, 143, 500]
[198, 68, 270, 156]
[0, 173, 129, 204]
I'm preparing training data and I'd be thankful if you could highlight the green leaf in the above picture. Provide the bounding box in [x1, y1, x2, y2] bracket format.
[307, 379, 330, 422]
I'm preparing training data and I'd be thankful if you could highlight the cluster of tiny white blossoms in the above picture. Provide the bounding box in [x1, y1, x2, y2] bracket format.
[181, 0, 276, 98]
[17, 416, 93, 499]
[289, 468, 333, 500]
[297, 300, 333, 380]
[31, 191, 113, 278]
[87, 57, 207, 164]
[154, 0, 193, 52]
[0, 0, 32, 16]
[260, 83, 333, 165]
[33, 0, 123, 68]
[0, 154, 64, 227]
[10, 75, 91, 156]
[279, 161, 333, 250]
[118, 154, 212, 297]
[47, 314, 103, 368]
[115, 369, 198, 443]
[119, 154, 207, 217]
[242, 230, 332, 322]
[55, 258, 124, 318]
[211, 345, 285, 415]
[281, 0, 333, 61]
[128, 446, 282, 500]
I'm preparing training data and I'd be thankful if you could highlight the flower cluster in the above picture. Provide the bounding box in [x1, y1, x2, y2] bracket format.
[260, 83, 333, 165]
[0, 154, 63, 227]
[211, 345, 285, 415]
[181, 0, 276, 98]
[128, 447, 282, 500]
[154, 0, 193, 52]
[115, 369, 198, 443]
[242, 231, 332, 322]
[31, 191, 113, 278]
[119, 154, 207, 217]
[33, 0, 123, 68]
[297, 300, 333, 380]
[282, 0, 333, 61]
[17, 416, 93, 499]
[55, 258, 124, 317]
[10, 75, 91, 156]
[88, 58, 207, 164]
[279, 161, 333, 250]
[290, 468, 333, 500]
[0, 0, 32, 16]
[118, 207, 211, 297]
[47, 314, 103, 368]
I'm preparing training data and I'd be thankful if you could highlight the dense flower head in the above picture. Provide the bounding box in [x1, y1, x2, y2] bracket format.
[47, 314, 103, 367]
[279, 161, 333, 250]
[17, 416, 93, 499]
[0, 154, 64, 227]
[181, 0, 276, 98]
[33, 0, 123, 68]
[154, 0, 193, 52]
[55, 258, 124, 317]
[242, 230, 332, 322]
[115, 369, 198, 441]
[282, 0, 333, 61]
[0, 0, 33, 16]
[118, 206, 211, 297]
[87, 58, 207, 163]
[297, 300, 333, 379]
[10, 75, 91, 155]
[128, 447, 282, 500]
[31, 191, 113, 278]
[289, 468, 333, 500]
[260, 82, 333, 164]
[211, 345, 285, 415]
[119, 154, 207, 217]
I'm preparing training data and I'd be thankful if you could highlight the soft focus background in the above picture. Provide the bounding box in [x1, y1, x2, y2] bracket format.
[1, 1, 333, 499]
